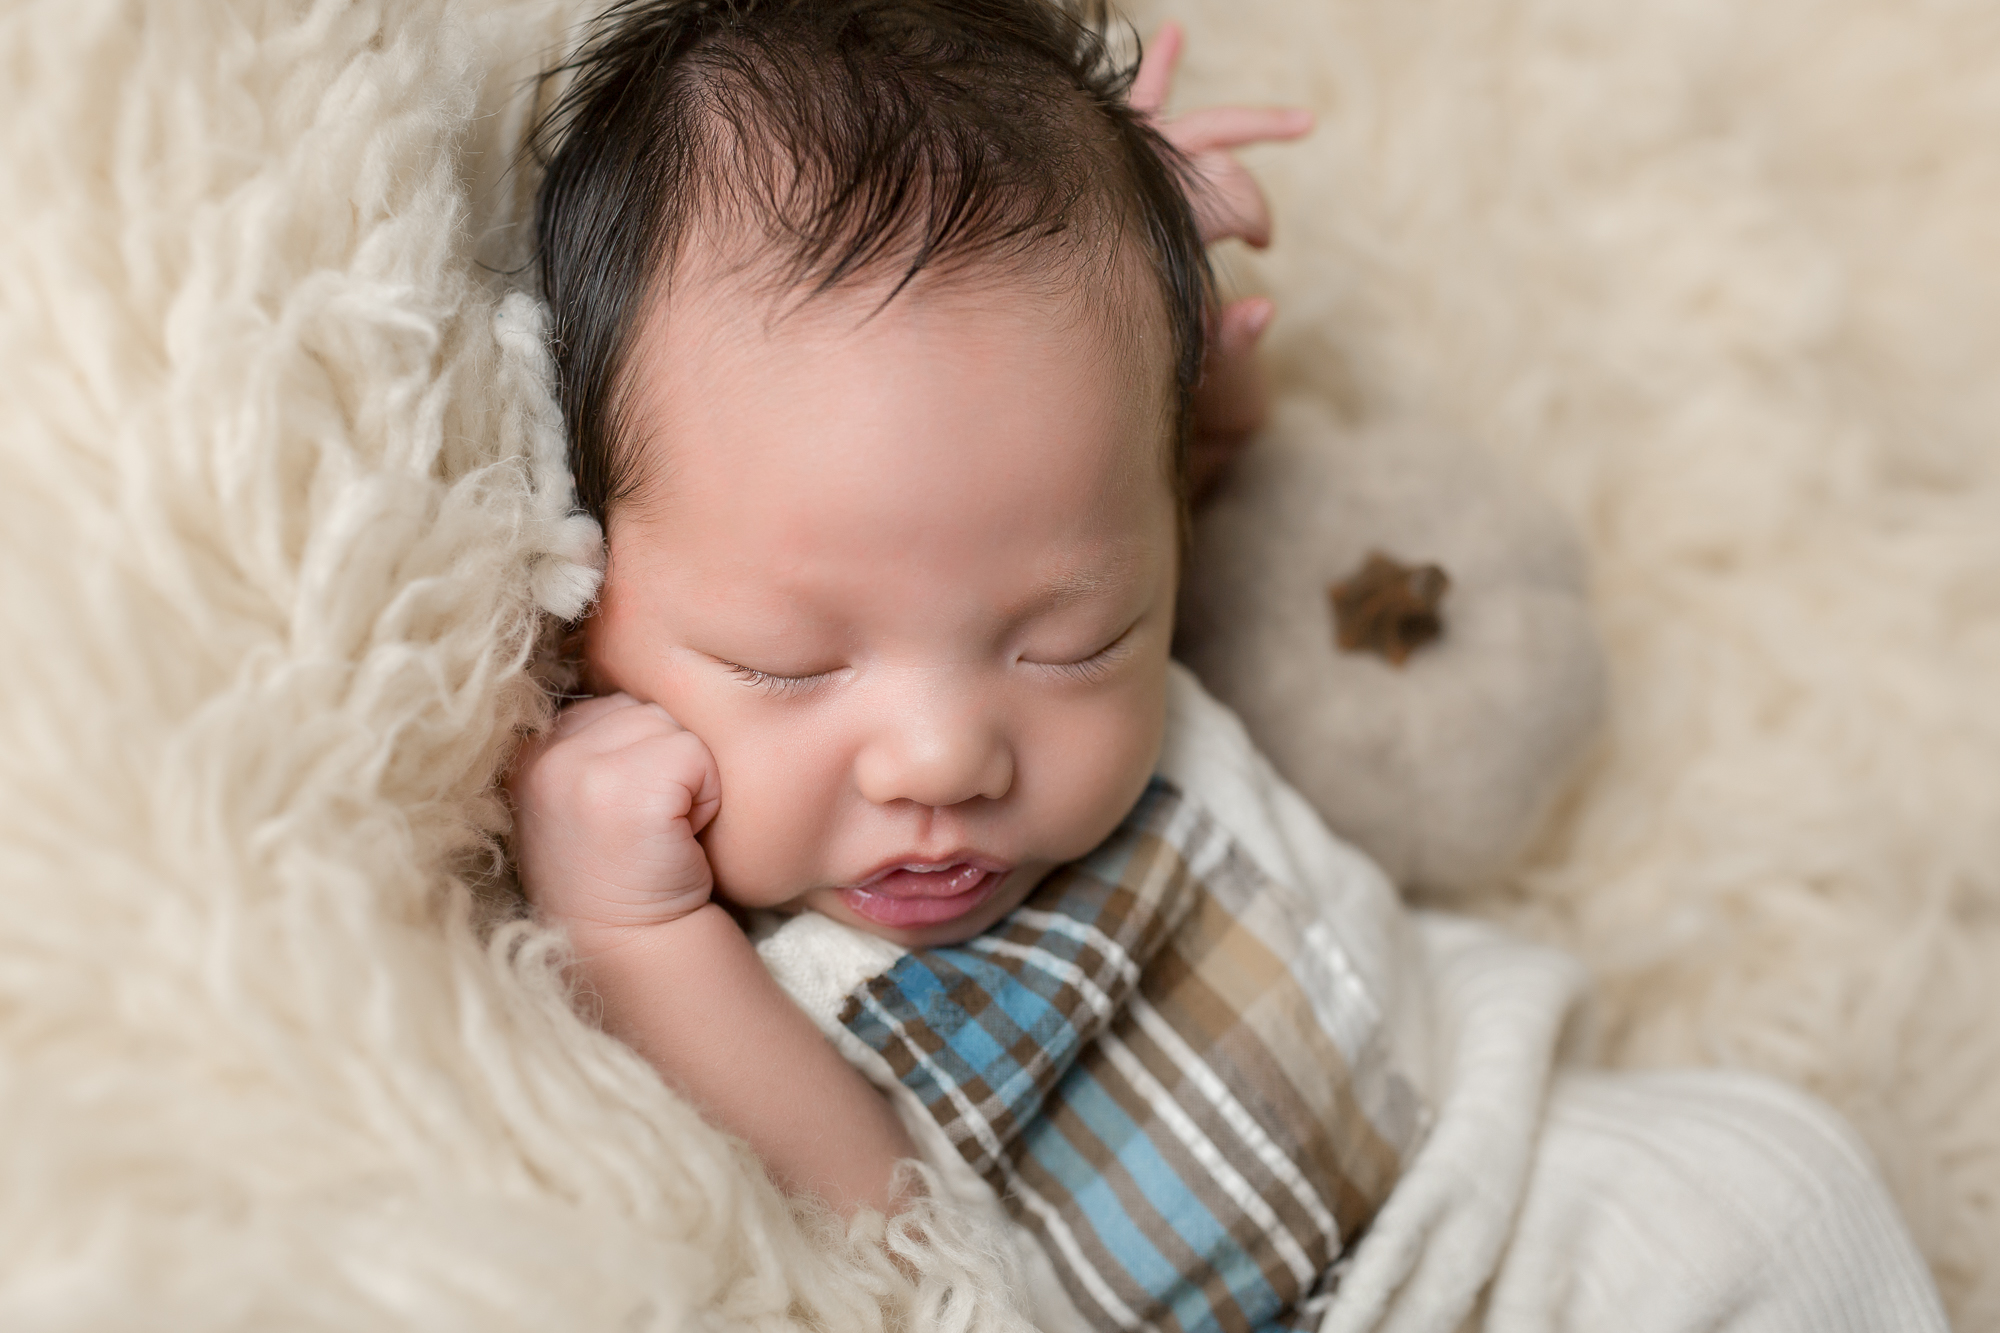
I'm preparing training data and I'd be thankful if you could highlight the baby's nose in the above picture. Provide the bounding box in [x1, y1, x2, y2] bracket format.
[853, 695, 1013, 810]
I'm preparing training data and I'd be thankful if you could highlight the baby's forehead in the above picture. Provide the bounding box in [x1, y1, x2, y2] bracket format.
[612, 258, 1180, 554]
[624, 247, 1177, 481]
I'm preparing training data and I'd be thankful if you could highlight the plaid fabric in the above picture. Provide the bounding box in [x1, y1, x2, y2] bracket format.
[839, 780, 1423, 1333]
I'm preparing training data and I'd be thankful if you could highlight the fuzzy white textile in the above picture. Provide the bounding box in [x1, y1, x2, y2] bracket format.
[3, 0, 1994, 1329]
[0, 2, 1026, 1328]
[1123, 0, 2000, 1323]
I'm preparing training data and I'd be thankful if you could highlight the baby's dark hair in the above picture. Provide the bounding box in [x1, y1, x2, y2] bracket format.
[531, 0, 1212, 522]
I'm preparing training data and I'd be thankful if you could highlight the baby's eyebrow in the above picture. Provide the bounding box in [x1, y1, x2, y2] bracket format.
[1009, 565, 1132, 620]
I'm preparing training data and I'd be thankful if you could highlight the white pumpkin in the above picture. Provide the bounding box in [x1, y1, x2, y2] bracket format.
[1176, 393, 1606, 899]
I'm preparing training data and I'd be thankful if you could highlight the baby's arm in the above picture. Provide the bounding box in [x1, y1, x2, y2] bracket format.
[509, 694, 915, 1215]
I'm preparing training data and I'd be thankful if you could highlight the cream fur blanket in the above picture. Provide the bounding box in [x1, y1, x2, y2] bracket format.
[1121, 0, 2000, 1323]
[0, 0, 1992, 1329]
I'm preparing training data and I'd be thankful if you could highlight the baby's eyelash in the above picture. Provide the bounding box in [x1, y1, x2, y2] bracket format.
[723, 662, 824, 695]
[1040, 631, 1134, 683]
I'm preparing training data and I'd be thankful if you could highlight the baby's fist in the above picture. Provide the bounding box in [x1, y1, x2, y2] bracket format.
[508, 693, 722, 932]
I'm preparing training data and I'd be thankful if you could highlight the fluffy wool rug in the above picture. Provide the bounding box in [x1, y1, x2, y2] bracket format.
[0, 2, 1025, 1327]
[1125, 0, 2000, 1321]
[1, 0, 1993, 1329]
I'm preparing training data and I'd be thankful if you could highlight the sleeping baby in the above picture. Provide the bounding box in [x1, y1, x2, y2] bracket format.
[507, 1, 1947, 1328]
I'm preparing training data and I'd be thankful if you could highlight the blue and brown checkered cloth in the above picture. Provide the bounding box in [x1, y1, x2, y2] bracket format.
[839, 779, 1426, 1333]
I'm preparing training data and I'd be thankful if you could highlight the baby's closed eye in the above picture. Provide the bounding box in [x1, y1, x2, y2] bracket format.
[1018, 620, 1141, 683]
[720, 660, 840, 696]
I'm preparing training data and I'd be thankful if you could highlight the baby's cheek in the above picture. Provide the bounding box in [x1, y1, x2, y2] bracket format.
[697, 745, 834, 910]
[1033, 674, 1169, 860]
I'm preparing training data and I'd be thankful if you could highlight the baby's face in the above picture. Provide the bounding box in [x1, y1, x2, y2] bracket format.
[584, 268, 1179, 949]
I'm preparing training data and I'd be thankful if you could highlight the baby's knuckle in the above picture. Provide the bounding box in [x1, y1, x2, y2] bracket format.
[661, 726, 716, 768]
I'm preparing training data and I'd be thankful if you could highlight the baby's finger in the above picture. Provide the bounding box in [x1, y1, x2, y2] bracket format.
[680, 730, 723, 836]
[558, 700, 695, 764]
[551, 691, 643, 739]
[1188, 157, 1274, 247]
[611, 724, 720, 824]
[613, 726, 723, 837]
[1195, 297, 1275, 438]
[1165, 105, 1314, 155]
[1129, 21, 1183, 116]
[1217, 295, 1275, 356]
[1188, 298, 1274, 501]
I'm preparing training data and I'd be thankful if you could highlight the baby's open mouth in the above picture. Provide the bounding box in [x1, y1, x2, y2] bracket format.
[839, 862, 1006, 930]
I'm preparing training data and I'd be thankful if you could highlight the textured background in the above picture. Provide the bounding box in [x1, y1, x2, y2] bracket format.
[1124, 0, 2000, 1321]
[1, 0, 1993, 1326]
[0, 1, 1018, 1327]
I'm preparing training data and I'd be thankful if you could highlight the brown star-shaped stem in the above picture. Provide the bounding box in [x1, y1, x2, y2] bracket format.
[1329, 551, 1451, 666]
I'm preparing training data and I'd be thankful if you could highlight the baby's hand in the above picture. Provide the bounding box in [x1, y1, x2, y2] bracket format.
[508, 693, 722, 933]
[1131, 23, 1312, 497]
[1130, 22, 1313, 251]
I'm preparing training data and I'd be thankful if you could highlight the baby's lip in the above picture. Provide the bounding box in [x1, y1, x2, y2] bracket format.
[838, 863, 1009, 930]
[846, 853, 1011, 895]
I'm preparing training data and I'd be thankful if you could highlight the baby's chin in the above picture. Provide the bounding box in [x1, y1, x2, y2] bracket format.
[764, 863, 1053, 952]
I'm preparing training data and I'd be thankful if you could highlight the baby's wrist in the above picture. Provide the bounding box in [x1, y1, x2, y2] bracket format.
[554, 896, 730, 962]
